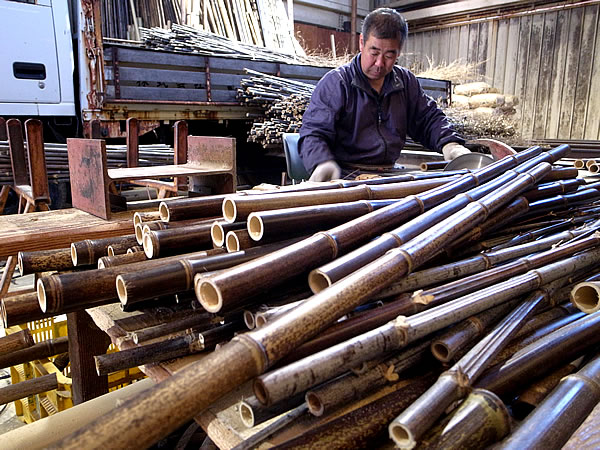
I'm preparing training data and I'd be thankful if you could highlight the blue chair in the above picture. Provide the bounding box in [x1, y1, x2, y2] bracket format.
[282, 133, 310, 183]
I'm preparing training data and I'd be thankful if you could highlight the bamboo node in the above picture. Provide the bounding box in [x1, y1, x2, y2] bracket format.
[412, 290, 434, 305]
[383, 364, 399, 382]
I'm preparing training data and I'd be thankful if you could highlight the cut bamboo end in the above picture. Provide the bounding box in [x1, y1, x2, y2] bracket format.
[197, 281, 223, 313]
[305, 392, 324, 417]
[574, 160, 586, 169]
[211, 222, 226, 248]
[116, 276, 128, 305]
[244, 310, 256, 330]
[17, 252, 24, 276]
[133, 212, 143, 228]
[308, 270, 332, 294]
[389, 423, 416, 449]
[431, 341, 451, 362]
[571, 282, 600, 314]
[97, 258, 106, 269]
[222, 198, 237, 223]
[589, 164, 600, 174]
[585, 159, 597, 169]
[142, 232, 158, 259]
[225, 231, 240, 253]
[247, 214, 264, 241]
[70, 243, 78, 266]
[158, 202, 170, 222]
[107, 246, 116, 257]
[253, 379, 269, 405]
[37, 279, 48, 313]
[255, 313, 267, 328]
[135, 224, 144, 245]
[239, 401, 255, 428]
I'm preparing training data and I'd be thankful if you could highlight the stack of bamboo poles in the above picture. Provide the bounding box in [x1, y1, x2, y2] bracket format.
[0, 141, 173, 185]
[238, 70, 314, 147]
[8, 144, 600, 448]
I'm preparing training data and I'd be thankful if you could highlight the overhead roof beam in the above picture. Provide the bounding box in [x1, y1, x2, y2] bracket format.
[387, 0, 537, 21]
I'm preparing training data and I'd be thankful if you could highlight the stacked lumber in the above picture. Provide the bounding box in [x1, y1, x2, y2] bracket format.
[0, 142, 173, 185]
[11, 143, 600, 449]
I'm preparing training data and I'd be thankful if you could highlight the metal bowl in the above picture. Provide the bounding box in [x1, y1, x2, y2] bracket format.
[444, 153, 494, 171]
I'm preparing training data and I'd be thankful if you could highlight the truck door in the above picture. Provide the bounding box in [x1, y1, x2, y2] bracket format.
[0, 0, 62, 106]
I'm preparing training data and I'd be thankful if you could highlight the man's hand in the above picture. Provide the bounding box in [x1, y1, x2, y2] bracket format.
[309, 160, 342, 182]
[442, 142, 471, 160]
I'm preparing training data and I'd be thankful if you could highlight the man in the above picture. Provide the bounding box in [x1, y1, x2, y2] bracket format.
[299, 8, 470, 181]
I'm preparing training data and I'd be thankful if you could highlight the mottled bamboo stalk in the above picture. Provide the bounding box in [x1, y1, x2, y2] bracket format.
[18, 247, 75, 275]
[273, 376, 435, 450]
[97, 251, 147, 269]
[499, 352, 600, 449]
[389, 280, 562, 448]
[159, 194, 232, 222]
[106, 242, 132, 257]
[418, 388, 511, 449]
[254, 301, 304, 328]
[225, 229, 256, 252]
[55, 150, 564, 449]
[0, 373, 58, 405]
[246, 200, 394, 241]
[0, 337, 68, 369]
[475, 311, 600, 396]
[211, 221, 246, 247]
[0, 329, 34, 355]
[571, 281, 600, 313]
[197, 147, 546, 314]
[133, 210, 161, 227]
[71, 235, 138, 266]
[305, 340, 430, 417]
[131, 312, 219, 344]
[142, 223, 214, 258]
[1, 291, 54, 327]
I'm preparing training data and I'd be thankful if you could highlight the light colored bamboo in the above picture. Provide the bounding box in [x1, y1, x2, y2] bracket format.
[571, 281, 600, 313]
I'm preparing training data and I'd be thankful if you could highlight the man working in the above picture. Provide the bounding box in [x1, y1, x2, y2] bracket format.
[299, 8, 470, 181]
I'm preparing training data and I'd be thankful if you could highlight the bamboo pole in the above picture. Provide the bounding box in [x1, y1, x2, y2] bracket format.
[97, 251, 147, 269]
[1, 291, 54, 327]
[239, 393, 304, 428]
[562, 400, 600, 449]
[499, 352, 600, 449]
[131, 311, 219, 344]
[0, 329, 34, 355]
[18, 248, 75, 275]
[142, 223, 214, 258]
[71, 235, 138, 266]
[0, 373, 58, 405]
[0, 337, 68, 369]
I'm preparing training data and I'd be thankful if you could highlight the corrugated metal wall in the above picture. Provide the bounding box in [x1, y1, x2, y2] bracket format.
[399, 4, 600, 141]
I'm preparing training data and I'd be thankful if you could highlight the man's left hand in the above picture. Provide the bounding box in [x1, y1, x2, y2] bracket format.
[442, 142, 471, 160]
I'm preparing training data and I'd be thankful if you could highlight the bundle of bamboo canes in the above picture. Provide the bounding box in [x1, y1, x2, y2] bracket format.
[7, 143, 600, 449]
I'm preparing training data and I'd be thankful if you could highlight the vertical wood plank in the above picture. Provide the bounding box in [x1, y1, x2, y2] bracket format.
[449, 26, 460, 63]
[486, 20, 498, 84]
[458, 24, 470, 62]
[584, 8, 600, 139]
[570, 5, 598, 139]
[546, 8, 570, 138]
[514, 15, 532, 136]
[67, 311, 111, 404]
[533, 12, 557, 139]
[503, 17, 521, 95]
[494, 19, 510, 90]
[468, 23, 479, 65]
[558, 7, 583, 139]
[477, 21, 489, 78]
[521, 13, 544, 139]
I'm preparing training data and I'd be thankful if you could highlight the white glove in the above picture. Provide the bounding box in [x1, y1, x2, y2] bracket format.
[309, 160, 342, 182]
[442, 142, 471, 160]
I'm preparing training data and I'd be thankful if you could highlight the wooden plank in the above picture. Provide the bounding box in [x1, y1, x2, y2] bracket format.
[109, 66, 207, 85]
[584, 8, 600, 140]
[278, 64, 331, 79]
[533, 12, 558, 139]
[105, 46, 208, 68]
[108, 163, 230, 181]
[521, 13, 544, 139]
[468, 23, 479, 65]
[486, 20, 498, 84]
[558, 7, 583, 139]
[0, 208, 135, 258]
[477, 22, 489, 77]
[449, 26, 460, 63]
[503, 17, 521, 95]
[208, 57, 278, 74]
[570, 5, 598, 139]
[493, 19, 509, 91]
[513, 15, 532, 138]
[546, 8, 571, 138]
[67, 310, 111, 404]
[108, 86, 209, 102]
[458, 24, 470, 62]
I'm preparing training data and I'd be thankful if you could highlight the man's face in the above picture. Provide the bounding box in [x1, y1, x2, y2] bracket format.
[359, 33, 402, 85]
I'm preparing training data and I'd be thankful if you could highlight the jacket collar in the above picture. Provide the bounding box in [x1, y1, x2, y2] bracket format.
[350, 54, 405, 97]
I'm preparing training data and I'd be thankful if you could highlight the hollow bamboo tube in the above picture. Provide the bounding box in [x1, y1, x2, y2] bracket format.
[0, 373, 58, 405]
[95, 332, 204, 376]
[475, 311, 600, 397]
[522, 178, 582, 201]
[571, 281, 600, 313]
[97, 251, 147, 269]
[306, 340, 430, 417]
[418, 388, 511, 449]
[499, 353, 600, 449]
[420, 161, 448, 171]
[574, 159, 586, 169]
[246, 200, 394, 241]
[254, 301, 304, 328]
[106, 242, 131, 257]
[37, 249, 223, 314]
[210, 221, 246, 247]
[18, 247, 75, 275]
[239, 393, 304, 428]
[159, 194, 234, 222]
[225, 229, 255, 252]
[1, 291, 54, 327]
[562, 400, 600, 450]
[0, 329, 34, 355]
[201, 158, 553, 314]
[142, 223, 214, 258]
[127, 245, 143, 253]
[524, 187, 600, 217]
[542, 166, 579, 180]
[589, 163, 600, 173]
[0, 336, 68, 369]
[55, 151, 561, 448]
[223, 178, 457, 223]
[71, 235, 138, 266]
[389, 282, 560, 448]
[586, 159, 598, 169]
[118, 241, 294, 307]
[133, 210, 161, 227]
[274, 376, 435, 450]
[132, 312, 218, 344]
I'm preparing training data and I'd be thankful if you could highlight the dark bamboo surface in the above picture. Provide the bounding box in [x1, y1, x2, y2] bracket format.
[0, 337, 68, 369]
[18, 247, 76, 275]
[0, 373, 58, 405]
[0, 329, 34, 355]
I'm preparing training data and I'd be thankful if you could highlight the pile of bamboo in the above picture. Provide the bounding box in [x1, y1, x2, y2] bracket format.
[238, 70, 314, 147]
[0, 142, 173, 185]
[7, 143, 600, 449]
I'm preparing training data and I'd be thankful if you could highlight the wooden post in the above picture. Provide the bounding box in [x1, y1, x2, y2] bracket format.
[67, 311, 111, 404]
[126, 118, 139, 168]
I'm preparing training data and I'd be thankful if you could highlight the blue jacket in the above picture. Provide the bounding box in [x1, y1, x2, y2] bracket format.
[299, 54, 464, 173]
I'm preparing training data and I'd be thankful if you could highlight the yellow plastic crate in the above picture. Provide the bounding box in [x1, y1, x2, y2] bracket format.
[7, 317, 145, 424]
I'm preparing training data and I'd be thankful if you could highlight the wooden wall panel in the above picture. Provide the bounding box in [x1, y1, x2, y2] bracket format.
[402, 4, 600, 140]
